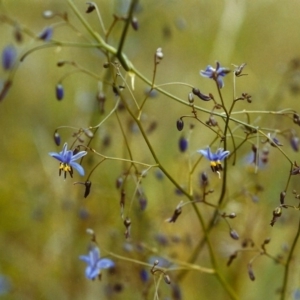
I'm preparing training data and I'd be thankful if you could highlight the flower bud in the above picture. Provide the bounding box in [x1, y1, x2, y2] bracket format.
[178, 136, 188, 152]
[247, 263, 255, 281]
[140, 269, 149, 282]
[163, 274, 171, 284]
[155, 48, 163, 61]
[116, 177, 123, 189]
[293, 113, 300, 124]
[57, 60, 66, 67]
[139, 197, 147, 211]
[56, 84, 64, 101]
[53, 131, 61, 146]
[2, 45, 17, 71]
[43, 10, 55, 19]
[131, 17, 139, 31]
[176, 119, 184, 131]
[86, 3, 95, 13]
[86, 228, 94, 235]
[273, 206, 282, 217]
[188, 92, 194, 104]
[280, 191, 286, 205]
[192, 88, 211, 101]
[229, 213, 236, 219]
[234, 63, 247, 77]
[14, 26, 23, 43]
[38, 27, 53, 41]
[84, 181, 92, 198]
[124, 218, 131, 228]
[83, 128, 94, 138]
[290, 136, 299, 152]
[230, 229, 239, 240]
[200, 172, 209, 187]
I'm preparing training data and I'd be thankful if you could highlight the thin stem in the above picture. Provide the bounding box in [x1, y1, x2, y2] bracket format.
[281, 215, 300, 300]
[116, 0, 138, 71]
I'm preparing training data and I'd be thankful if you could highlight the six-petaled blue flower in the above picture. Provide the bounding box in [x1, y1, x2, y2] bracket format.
[79, 246, 114, 280]
[200, 62, 230, 89]
[197, 147, 230, 173]
[49, 143, 87, 178]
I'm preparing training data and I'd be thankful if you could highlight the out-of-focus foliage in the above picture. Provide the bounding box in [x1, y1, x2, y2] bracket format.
[1, 1, 300, 299]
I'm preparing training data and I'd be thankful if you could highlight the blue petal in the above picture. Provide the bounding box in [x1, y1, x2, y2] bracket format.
[97, 258, 115, 269]
[48, 152, 64, 161]
[64, 150, 73, 164]
[79, 255, 91, 264]
[60, 143, 68, 156]
[90, 247, 100, 264]
[71, 150, 87, 161]
[216, 76, 224, 89]
[200, 65, 214, 78]
[85, 265, 99, 280]
[197, 147, 213, 160]
[217, 149, 230, 161]
[70, 162, 85, 176]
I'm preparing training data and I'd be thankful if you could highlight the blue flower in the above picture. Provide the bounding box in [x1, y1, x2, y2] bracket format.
[79, 246, 114, 280]
[49, 143, 87, 178]
[2, 45, 17, 71]
[197, 147, 230, 172]
[200, 62, 230, 89]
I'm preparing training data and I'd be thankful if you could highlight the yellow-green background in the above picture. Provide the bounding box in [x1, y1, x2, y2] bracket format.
[1, 0, 300, 299]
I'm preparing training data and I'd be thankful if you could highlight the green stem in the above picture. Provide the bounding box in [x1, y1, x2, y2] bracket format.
[116, 0, 138, 71]
[281, 215, 300, 300]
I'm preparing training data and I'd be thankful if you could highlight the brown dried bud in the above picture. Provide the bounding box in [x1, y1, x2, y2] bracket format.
[280, 191, 286, 205]
[200, 172, 208, 187]
[227, 252, 237, 266]
[84, 181, 92, 198]
[247, 263, 255, 281]
[86, 3, 96, 13]
[124, 218, 131, 227]
[234, 63, 247, 77]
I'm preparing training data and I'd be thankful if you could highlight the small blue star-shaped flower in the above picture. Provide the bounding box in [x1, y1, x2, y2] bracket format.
[197, 147, 230, 173]
[49, 143, 87, 178]
[79, 246, 115, 280]
[200, 62, 230, 89]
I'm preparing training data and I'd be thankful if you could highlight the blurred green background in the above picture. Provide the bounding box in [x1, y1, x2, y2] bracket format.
[1, 0, 300, 299]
